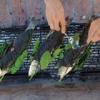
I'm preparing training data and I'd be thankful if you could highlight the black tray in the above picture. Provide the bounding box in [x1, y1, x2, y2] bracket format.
[0, 23, 100, 82]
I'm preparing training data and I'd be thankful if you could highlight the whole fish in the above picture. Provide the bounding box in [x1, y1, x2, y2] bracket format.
[58, 46, 87, 80]
[28, 17, 71, 77]
[28, 31, 65, 77]
[0, 19, 37, 77]
[58, 21, 92, 80]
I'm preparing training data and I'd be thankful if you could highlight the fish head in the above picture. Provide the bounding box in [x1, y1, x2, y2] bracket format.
[58, 66, 73, 81]
[28, 60, 40, 78]
[0, 69, 8, 77]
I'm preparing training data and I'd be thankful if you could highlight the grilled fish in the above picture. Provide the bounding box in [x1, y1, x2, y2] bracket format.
[58, 22, 92, 80]
[28, 31, 65, 77]
[0, 20, 36, 77]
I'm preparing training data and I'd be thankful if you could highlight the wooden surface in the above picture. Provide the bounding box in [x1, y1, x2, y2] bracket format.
[0, 78, 100, 100]
[0, 0, 100, 28]
[0, 73, 100, 100]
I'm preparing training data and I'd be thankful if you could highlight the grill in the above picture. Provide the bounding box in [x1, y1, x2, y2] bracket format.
[0, 22, 100, 81]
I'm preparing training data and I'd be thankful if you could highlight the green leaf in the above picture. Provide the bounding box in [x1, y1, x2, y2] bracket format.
[74, 42, 92, 70]
[64, 43, 72, 50]
[40, 51, 52, 70]
[9, 50, 28, 74]
[29, 56, 33, 63]
[0, 42, 9, 56]
[9, 64, 15, 74]
[73, 33, 80, 41]
[32, 39, 40, 55]
[59, 52, 64, 59]
[0, 76, 5, 82]
[29, 39, 40, 63]
[53, 48, 63, 59]
[0, 44, 4, 55]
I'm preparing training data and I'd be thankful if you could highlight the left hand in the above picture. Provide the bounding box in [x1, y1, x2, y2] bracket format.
[87, 18, 100, 43]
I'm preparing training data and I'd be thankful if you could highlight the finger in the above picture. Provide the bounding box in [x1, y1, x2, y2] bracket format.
[56, 9, 65, 34]
[59, 13, 66, 34]
[92, 30, 100, 42]
[87, 29, 100, 43]
[92, 36, 100, 42]
[88, 22, 99, 38]
[87, 26, 96, 43]
[60, 18, 66, 34]
[49, 20, 54, 30]
[87, 19, 100, 43]
[53, 18, 60, 31]
[46, 11, 54, 30]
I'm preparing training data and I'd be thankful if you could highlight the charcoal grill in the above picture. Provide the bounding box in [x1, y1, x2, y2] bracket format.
[0, 22, 100, 84]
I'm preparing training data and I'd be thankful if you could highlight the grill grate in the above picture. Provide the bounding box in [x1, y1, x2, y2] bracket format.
[0, 23, 100, 79]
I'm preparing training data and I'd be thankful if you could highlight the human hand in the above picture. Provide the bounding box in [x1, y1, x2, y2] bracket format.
[87, 18, 100, 43]
[44, 0, 66, 34]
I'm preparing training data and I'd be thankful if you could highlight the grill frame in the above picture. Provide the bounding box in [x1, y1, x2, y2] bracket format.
[0, 22, 100, 82]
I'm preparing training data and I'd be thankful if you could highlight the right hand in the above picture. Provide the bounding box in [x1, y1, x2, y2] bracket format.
[87, 18, 100, 43]
[44, 0, 66, 34]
